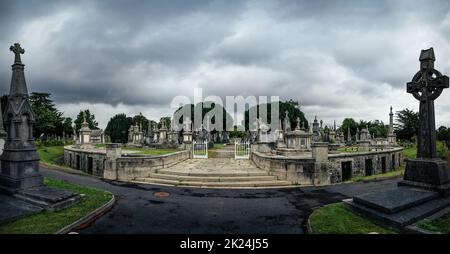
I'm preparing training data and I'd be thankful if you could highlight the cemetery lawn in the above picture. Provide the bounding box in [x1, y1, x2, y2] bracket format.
[37, 146, 65, 165]
[309, 203, 398, 234]
[350, 166, 405, 182]
[0, 177, 112, 234]
[417, 212, 450, 233]
[123, 147, 178, 155]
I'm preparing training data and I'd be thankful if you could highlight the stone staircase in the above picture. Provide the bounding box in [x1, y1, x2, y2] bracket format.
[134, 158, 294, 188]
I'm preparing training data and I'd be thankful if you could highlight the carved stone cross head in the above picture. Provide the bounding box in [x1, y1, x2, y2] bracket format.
[10, 43, 25, 64]
[407, 48, 449, 102]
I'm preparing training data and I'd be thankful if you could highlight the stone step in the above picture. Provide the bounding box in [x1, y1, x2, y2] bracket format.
[134, 177, 293, 188]
[345, 196, 450, 228]
[157, 169, 268, 177]
[148, 173, 278, 182]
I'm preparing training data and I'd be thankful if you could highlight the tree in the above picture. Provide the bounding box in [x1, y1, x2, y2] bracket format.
[29, 92, 64, 138]
[174, 102, 234, 131]
[395, 108, 419, 142]
[437, 126, 448, 141]
[74, 110, 98, 134]
[62, 117, 74, 137]
[340, 118, 358, 141]
[244, 100, 308, 131]
[105, 113, 132, 143]
[357, 120, 388, 138]
[132, 113, 149, 132]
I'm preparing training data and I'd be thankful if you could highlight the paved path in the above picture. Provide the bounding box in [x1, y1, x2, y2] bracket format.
[40, 166, 400, 234]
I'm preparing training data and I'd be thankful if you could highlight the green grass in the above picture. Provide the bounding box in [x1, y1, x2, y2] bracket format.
[402, 141, 449, 161]
[337, 147, 359, 153]
[0, 178, 112, 234]
[309, 203, 398, 234]
[350, 166, 405, 182]
[122, 147, 177, 155]
[36, 146, 65, 165]
[417, 212, 450, 233]
[94, 144, 106, 148]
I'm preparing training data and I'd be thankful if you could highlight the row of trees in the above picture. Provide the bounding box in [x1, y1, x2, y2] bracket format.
[339, 118, 388, 140]
[2, 92, 447, 146]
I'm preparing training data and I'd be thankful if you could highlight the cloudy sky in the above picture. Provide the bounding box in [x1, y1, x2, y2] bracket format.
[1, 0, 450, 129]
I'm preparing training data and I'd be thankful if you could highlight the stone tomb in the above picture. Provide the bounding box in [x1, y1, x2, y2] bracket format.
[345, 48, 450, 229]
[0, 43, 81, 217]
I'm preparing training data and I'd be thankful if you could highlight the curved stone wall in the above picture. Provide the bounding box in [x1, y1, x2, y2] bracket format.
[252, 147, 403, 186]
[64, 145, 190, 179]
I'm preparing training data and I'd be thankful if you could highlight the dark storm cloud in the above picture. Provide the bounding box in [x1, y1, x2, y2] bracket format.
[0, 0, 450, 127]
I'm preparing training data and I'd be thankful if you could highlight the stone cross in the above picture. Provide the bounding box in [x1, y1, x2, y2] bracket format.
[407, 48, 449, 158]
[10, 43, 25, 64]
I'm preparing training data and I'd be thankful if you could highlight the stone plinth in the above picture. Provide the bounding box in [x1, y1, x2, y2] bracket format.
[312, 142, 328, 162]
[357, 140, 371, 152]
[103, 143, 122, 180]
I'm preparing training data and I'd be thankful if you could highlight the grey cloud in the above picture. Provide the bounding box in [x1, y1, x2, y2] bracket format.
[1, 0, 450, 128]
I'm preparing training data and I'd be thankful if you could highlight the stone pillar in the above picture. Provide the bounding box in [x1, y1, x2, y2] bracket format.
[103, 143, 122, 180]
[312, 142, 328, 162]
[182, 131, 193, 151]
[312, 142, 329, 185]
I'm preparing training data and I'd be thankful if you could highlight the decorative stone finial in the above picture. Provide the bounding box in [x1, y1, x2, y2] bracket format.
[10, 43, 25, 64]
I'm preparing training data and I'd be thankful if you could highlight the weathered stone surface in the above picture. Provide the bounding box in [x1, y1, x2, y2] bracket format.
[353, 187, 438, 214]
[403, 158, 450, 185]
[0, 43, 43, 192]
[0, 193, 42, 225]
[345, 196, 450, 228]
[0, 43, 81, 211]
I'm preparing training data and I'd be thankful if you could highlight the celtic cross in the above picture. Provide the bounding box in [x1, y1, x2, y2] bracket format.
[10, 43, 25, 64]
[406, 48, 449, 158]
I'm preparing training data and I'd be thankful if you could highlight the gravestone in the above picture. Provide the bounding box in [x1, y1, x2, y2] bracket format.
[345, 48, 450, 229]
[0, 43, 81, 212]
[400, 47, 450, 192]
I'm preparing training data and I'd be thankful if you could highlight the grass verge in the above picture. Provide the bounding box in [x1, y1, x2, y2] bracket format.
[350, 166, 405, 183]
[417, 213, 450, 234]
[0, 178, 112, 234]
[309, 203, 398, 234]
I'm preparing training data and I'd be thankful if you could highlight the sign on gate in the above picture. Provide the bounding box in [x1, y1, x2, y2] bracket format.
[193, 140, 208, 159]
[235, 140, 250, 159]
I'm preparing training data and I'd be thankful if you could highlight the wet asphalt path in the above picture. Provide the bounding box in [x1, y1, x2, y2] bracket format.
[40, 167, 399, 234]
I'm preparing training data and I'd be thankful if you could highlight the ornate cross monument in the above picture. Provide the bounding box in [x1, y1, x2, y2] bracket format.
[401, 48, 450, 192]
[0, 43, 43, 191]
[0, 43, 80, 209]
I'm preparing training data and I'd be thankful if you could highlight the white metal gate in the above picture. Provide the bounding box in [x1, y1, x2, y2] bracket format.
[193, 140, 208, 159]
[235, 140, 250, 159]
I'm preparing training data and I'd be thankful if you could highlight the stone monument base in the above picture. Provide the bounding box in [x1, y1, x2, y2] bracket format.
[344, 187, 450, 228]
[0, 175, 83, 212]
[14, 186, 83, 211]
[399, 158, 450, 195]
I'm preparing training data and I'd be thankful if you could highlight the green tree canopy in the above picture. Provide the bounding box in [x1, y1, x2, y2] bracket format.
[394, 108, 419, 142]
[357, 120, 388, 138]
[244, 100, 308, 131]
[29, 92, 65, 138]
[174, 101, 234, 131]
[74, 109, 98, 134]
[132, 113, 149, 132]
[339, 118, 358, 141]
[105, 113, 133, 143]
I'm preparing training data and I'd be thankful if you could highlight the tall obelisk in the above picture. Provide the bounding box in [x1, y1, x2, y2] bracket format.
[0, 43, 43, 192]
